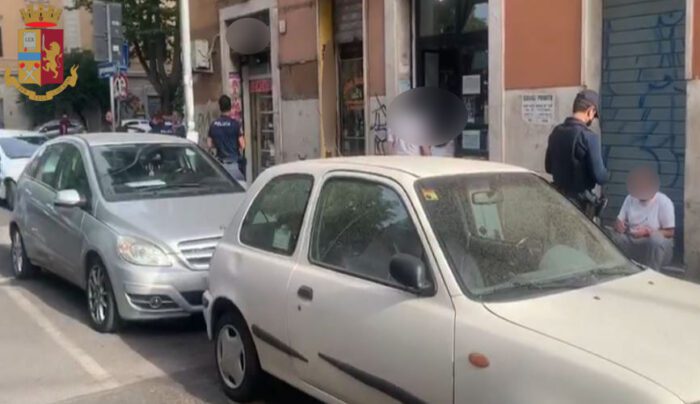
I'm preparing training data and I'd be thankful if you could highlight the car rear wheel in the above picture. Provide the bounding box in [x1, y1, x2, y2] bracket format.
[11, 228, 39, 279]
[5, 181, 16, 211]
[215, 311, 263, 402]
[86, 260, 122, 333]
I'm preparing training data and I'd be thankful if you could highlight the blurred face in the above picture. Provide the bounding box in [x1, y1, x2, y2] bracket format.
[628, 170, 658, 201]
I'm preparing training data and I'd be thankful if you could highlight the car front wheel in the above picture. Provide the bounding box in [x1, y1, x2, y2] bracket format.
[86, 260, 122, 333]
[11, 228, 39, 279]
[215, 311, 263, 402]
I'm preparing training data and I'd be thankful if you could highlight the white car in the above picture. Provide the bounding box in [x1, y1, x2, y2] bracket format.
[203, 156, 700, 404]
[0, 130, 47, 210]
[121, 119, 151, 133]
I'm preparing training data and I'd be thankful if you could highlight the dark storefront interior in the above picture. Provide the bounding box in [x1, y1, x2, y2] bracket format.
[415, 0, 489, 157]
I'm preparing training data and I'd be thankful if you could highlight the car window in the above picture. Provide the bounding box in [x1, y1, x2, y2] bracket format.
[54, 144, 92, 202]
[310, 177, 425, 287]
[92, 143, 243, 201]
[240, 175, 314, 256]
[34, 145, 65, 188]
[0, 138, 41, 159]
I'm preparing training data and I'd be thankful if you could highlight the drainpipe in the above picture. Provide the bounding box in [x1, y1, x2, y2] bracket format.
[180, 0, 197, 142]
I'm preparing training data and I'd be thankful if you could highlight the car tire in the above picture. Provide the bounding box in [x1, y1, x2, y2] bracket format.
[11, 228, 39, 279]
[215, 311, 263, 402]
[86, 259, 122, 333]
[5, 181, 16, 211]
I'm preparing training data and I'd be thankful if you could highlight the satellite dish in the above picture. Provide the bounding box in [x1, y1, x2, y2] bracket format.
[387, 87, 468, 146]
[225, 18, 270, 55]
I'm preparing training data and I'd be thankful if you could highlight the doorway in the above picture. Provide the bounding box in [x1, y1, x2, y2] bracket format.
[415, 0, 489, 158]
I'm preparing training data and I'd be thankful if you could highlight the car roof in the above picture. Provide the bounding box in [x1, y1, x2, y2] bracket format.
[278, 156, 531, 179]
[0, 129, 43, 138]
[59, 133, 191, 146]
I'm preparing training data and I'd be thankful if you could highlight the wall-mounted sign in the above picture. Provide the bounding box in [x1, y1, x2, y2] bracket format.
[522, 94, 555, 125]
[250, 78, 272, 94]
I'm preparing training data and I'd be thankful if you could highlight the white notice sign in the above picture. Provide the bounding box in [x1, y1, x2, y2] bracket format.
[522, 94, 555, 125]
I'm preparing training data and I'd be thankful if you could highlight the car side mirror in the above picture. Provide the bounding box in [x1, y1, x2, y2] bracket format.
[390, 254, 434, 296]
[54, 189, 86, 208]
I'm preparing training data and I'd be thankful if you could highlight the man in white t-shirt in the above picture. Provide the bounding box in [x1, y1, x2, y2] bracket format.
[431, 140, 456, 158]
[612, 166, 674, 270]
[387, 129, 427, 156]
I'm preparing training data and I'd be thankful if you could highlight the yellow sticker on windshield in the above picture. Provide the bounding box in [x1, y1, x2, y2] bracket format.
[422, 189, 439, 201]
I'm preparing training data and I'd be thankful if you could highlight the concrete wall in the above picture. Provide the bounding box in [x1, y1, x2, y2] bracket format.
[685, 0, 700, 276]
[0, 84, 31, 129]
[501, 0, 584, 172]
[278, 0, 320, 161]
[505, 0, 582, 89]
[686, 80, 700, 277]
[504, 87, 583, 174]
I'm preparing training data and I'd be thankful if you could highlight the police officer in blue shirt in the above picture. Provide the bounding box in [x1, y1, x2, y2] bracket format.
[208, 95, 246, 181]
[545, 90, 610, 219]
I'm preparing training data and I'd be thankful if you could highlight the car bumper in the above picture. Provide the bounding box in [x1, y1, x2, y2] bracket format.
[109, 260, 209, 321]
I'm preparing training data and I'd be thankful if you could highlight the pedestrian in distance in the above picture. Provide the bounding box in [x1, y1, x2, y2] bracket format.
[172, 111, 187, 138]
[207, 95, 246, 182]
[545, 89, 610, 219]
[58, 113, 71, 136]
[611, 166, 675, 271]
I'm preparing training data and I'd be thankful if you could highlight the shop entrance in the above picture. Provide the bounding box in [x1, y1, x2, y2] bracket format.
[415, 0, 489, 157]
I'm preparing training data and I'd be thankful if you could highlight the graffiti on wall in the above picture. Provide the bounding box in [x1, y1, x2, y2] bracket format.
[601, 1, 686, 214]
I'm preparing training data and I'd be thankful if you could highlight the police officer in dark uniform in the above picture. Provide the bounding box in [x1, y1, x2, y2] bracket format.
[545, 90, 610, 219]
[207, 95, 246, 182]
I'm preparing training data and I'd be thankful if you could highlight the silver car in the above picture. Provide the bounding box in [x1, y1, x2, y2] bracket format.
[10, 133, 246, 333]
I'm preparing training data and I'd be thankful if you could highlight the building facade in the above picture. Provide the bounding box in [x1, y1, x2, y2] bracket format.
[189, 0, 700, 273]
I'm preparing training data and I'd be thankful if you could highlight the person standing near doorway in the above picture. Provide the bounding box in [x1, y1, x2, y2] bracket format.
[545, 90, 610, 218]
[208, 95, 246, 182]
[387, 128, 428, 156]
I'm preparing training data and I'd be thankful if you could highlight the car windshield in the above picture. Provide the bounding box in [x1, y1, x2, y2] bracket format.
[416, 173, 640, 301]
[92, 143, 244, 201]
[0, 137, 44, 158]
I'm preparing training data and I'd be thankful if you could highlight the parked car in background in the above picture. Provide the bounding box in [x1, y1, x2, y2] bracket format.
[121, 119, 151, 133]
[10, 134, 246, 333]
[35, 119, 85, 138]
[0, 130, 48, 210]
[204, 156, 700, 404]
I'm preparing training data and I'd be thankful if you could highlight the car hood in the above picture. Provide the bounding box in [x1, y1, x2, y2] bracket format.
[99, 192, 246, 252]
[484, 271, 700, 402]
[2, 158, 30, 181]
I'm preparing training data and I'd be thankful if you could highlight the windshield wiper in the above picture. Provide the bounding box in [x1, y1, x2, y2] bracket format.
[137, 183, 204, 192]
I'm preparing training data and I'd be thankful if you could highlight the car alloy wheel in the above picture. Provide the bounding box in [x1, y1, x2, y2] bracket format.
[217, 324, 246, 389]
[11, 229, 38, 279]
[87, 265, 109, 325]
[86, 261, 121, 333]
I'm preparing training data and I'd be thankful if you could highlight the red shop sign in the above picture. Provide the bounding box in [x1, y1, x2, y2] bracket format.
[250, 78, 272, 93]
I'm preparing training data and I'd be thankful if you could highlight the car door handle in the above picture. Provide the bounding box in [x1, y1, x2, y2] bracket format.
[297, 285, 313, 301]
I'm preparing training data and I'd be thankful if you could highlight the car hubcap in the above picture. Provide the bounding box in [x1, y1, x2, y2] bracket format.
[87, 266, 109, 325]
[217, 324, 246, 389]
[12, 232, 23, 275]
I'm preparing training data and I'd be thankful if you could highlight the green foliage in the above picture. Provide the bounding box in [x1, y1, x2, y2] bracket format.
[19, 50, 109, 127]
[72, 0, 183, 113]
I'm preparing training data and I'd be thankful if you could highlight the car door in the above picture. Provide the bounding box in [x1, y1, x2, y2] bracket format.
[287, 173, 455, 404]
[233, 174, 314, 379]
[45, 143, 92, 283]
[20, 144, 65, 271]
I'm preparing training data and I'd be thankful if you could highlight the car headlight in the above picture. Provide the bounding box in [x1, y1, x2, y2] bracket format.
[117, 236, 172, 267]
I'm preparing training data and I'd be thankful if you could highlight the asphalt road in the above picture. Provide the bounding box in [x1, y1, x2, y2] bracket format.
[0, 208, 318, 404]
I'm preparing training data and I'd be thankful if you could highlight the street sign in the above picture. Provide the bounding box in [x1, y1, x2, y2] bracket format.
[114, 74, 128, 99]
[98, 62, 117, 79]
[119, 42, 129, 72]
[93, 2, 124, 62]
